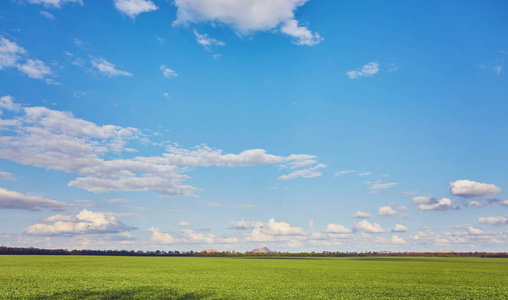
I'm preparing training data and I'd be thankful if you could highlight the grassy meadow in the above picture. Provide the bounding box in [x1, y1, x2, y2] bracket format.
[0, 256, 507, 299]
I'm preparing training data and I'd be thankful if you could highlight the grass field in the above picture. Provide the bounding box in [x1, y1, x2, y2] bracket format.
[0, 256, 507, 299]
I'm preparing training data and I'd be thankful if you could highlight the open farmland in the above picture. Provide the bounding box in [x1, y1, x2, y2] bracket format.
[0, 256, 507, 299]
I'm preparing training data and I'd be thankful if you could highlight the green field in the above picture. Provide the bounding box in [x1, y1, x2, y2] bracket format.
[0, 256, 507, 299]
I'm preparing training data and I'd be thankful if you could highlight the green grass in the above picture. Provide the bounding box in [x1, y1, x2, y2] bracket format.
[0, 256, 507, 299]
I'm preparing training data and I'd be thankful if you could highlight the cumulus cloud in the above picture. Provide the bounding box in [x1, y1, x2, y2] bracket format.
[351, 211, 372, 218]
[172, 0, 322, 46]
[278, 163, 326, 180]
[160, 65, 177, 79]
[0, 95, 21, 112]
[353, 220, 385, 233]
[466, 201, 484, 208]
[478, 216, 508, 226]
[0, 37, 53, 83]
[391, 235, 406, 244]
[90, 56, 132, 77]
[193, 30, 225, 50]
[149, 227, 238, 244]
[392, 224, 408, 232]
[114, 0, 158, 18]
[413, 196, 459, 211]
[27, 0, 82, 8]
[230, 220, 263, 230]
[0, 187, 70, 211]
[449, 180, 501, 198]
[346, 62, 379, 79]
[502, 200, 508, 207]
[25, 209, 135, 235]
[322, 223, 352, 233]
[378, 206, 398, 216]
[0, 98, 323, 197]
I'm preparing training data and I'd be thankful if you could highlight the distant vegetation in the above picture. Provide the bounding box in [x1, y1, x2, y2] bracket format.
[1, 246, 507, 257]
[1, 255, 507, 299]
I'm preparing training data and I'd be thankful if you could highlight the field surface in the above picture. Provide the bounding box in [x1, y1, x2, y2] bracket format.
[0, 256, 507, 299]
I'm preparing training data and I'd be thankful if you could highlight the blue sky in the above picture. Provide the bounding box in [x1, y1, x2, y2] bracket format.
[0, 0, 507, 252]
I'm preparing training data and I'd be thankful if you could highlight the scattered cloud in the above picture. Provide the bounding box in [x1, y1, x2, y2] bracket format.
[478, 216, 508, 226]
[353, 220, 385, 233]
[107, 198, 129, 204]
[230, 220, 263, 230]
[114, 0, 158, 19]
[163, 92, 169, 98]
[0, 171, 15, 181]
[0, 187, 70, 211]
[346, 62, 379, 79]
[369, 182, 398, 191]
[25, 209, 135, 235]
[449, 180, 501, 198]
[279, 163, 326, 180]
[397, 206, 408, 211]
[495, 66, 502, 74]
[502, 200, 508, 207]
[193, 30, 225, 51]
[208, 202, 255, 208]
[322, 223, 352, 233]
[358, 172, 372, 176]
[334, 170, 354, 177]
[467, 201, 484, 208]
[172, 0, 322, 46]
[391, 235, 406, 244]
[178, 221, 191, 226]
[413, 196, 460, 211]
[392, 224, 408, 232]
[0, 95, 21, 112]
[90, 56, 132, 77]
[378, 206, 398, 216]
[27, 0, 82, 8]
[0, 37, 54, 83]
[40, 11, 55, 20]
[160, 65, 177, 79]
[351, 211, 372, 218]
[149, 227, 238, 245]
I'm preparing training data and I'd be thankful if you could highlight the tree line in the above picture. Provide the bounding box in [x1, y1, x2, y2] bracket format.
[0, 246, 507, 257]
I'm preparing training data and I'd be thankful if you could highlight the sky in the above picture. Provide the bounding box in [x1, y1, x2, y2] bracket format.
[0, 0, 507, 252]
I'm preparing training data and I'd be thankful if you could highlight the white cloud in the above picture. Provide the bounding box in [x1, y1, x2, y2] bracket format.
[163, 92, 170, 98]
[40, 11, 55, 20]
[466, 201, 484, 208]
[0, 98, 323, 197]
[193, 30, 225, 50]
[17, 59, 51, 79]
[278, 163, 326, 180]
[351, 211, 372, 218]
[449, 180, 501, 198]
[397, 206, 408, 211]
[358, 172, 372, 176]
[280, 19, 323, 46]
[378, 206, 398, 216]
[149, 227, 238, 244]
[173, 0, 322, 46]
[0, 37, 53, 82]
[502, 200, 508, 207]
[334, 170, 354, 177]
[0, 95, 21, 112]
[413, 197, 459, 211]
[0, 171, 15, 180]
[346, 62, 379, 79]
[322, 223, 352, 233]
[495, 66, 502, 74]
[27, 0, 82, 8]
[478, 216, 508, 226]
[0, 187, 70, 211]
[90, 56, 132, 77]
[114, 0, 158, 18]
[391, 235, 406, 244]
[370, 182, 398, 190]
[230, 220, 263, 230]
[178, 221, 191, 226]
[245, 218, 305, 242]
[353, 220, 385, 233]
[392, 224, 408, 232]
[25, 209, 135, 235]
[107, 198, 129, 204]
[160, 65, 177, 79]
